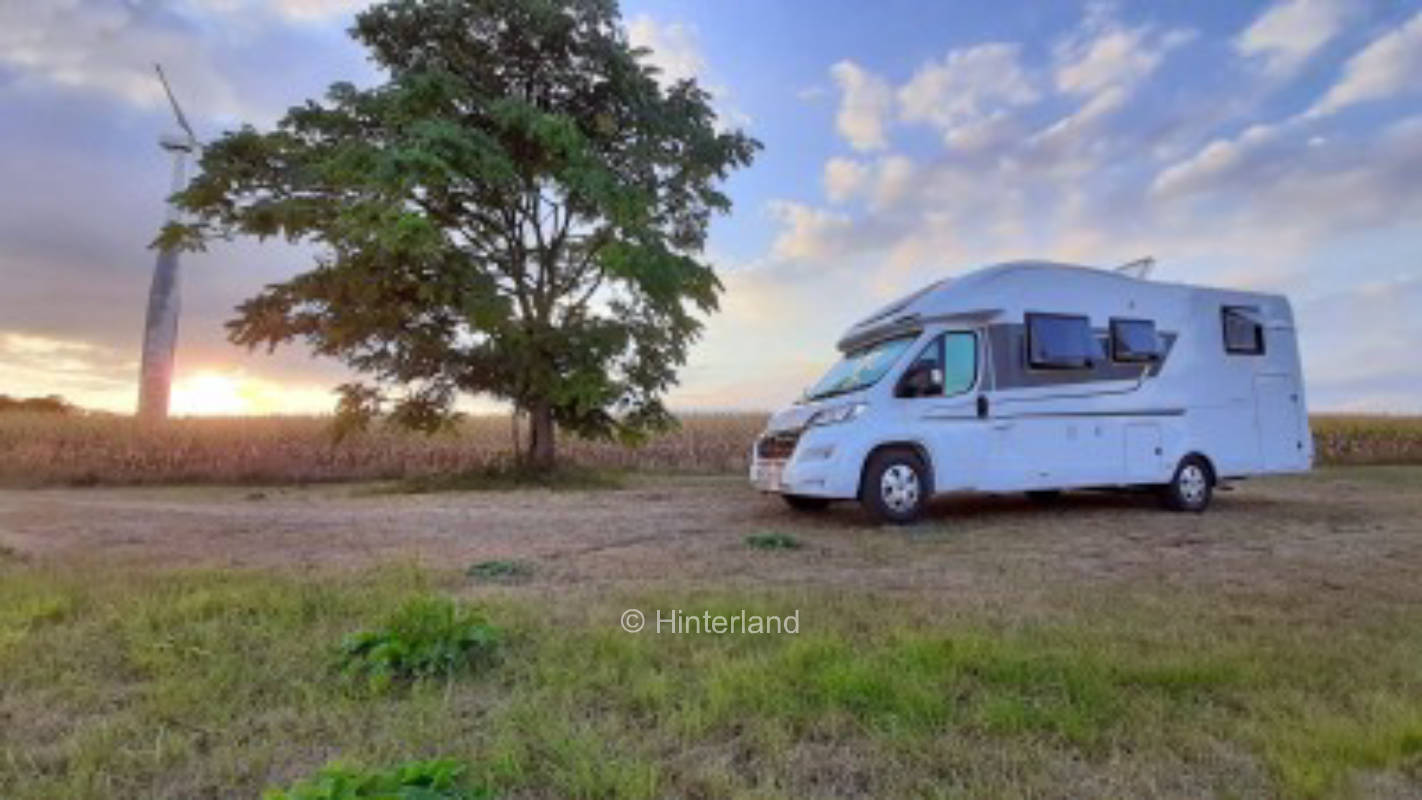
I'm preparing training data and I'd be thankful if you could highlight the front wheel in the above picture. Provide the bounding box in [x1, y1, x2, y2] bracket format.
[782, 494, 831, 512]
[860, 448, 931, 525]
[1159, 455, 1213, 512]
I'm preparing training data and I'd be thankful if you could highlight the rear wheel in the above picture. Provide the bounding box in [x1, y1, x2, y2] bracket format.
[860, 448, 931, 525]
[1159, 455, 1213, 512]
[782, 494, 831, 512]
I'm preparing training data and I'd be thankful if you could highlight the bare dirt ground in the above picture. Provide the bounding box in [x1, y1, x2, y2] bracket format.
[1, 467, 1417, 600]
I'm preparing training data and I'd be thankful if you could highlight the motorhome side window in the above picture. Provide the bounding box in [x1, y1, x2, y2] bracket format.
[1222, 306, 1265, 355]
[1110, 318, 1159, 362]
[1026, 313, 1095, 369]
[897, 332, 976, 397]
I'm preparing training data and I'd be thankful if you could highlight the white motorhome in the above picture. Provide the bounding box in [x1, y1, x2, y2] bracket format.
[750, 261, 1312, 523]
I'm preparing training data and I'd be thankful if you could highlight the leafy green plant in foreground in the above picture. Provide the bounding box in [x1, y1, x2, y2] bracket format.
[338, 596, 501, 693]
[466, 559, 535, 584]
[745, 531, 802, 550]
[264, 758, 494, 799]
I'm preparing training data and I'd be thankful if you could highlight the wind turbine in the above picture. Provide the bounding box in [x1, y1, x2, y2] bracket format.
[138, 64, 199, 420]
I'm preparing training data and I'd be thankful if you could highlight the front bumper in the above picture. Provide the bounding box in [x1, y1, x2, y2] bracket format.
[748, 427, 860, 499]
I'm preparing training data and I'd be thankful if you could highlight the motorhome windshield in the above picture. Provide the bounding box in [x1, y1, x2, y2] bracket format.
[805, 335, 916, 401]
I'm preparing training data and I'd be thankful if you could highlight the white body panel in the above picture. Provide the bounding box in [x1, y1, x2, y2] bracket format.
[750, 261, 1312, 500]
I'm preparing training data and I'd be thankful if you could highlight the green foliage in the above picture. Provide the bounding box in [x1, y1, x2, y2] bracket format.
[744, 531, 802, 550]
[162, 0, 760, 467]
[264, 758, 495, 799]
[338, 596, 501, 692]
[466, 560, 535, 583]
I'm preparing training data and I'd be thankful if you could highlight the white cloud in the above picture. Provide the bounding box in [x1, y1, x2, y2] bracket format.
[766, 201, 852, 262]
[1149, 123, 1281, 197]
[823, 157, 869, 203]
[190, 0, 370, 21]
[626, 14, 750, 129]
[1146, 114, 1422, 272]
[870, 155, 915, 212]
[1031, 85, 1127, 151]
[0, 0, 245, 117]
[263, 0, 369, 20]
[1053, 7, 1194, 96]
[1236, 0, 1353, 78]
[897, 43, 1038, 150]
[830, 60, 894, 151]
[1304, 10, 1422, 118]
[1027, 6, 1194, 165]
[0, 331, 139, 412]
[626, 14, 707, 86]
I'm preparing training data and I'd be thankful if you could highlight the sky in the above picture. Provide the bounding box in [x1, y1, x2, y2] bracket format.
[1, 0, 1420, 416]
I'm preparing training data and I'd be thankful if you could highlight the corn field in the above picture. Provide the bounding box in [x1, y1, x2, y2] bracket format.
[1309, 415, 1422, 467]
[0, 412, 1417, 487]
[0, 412, 765, 487]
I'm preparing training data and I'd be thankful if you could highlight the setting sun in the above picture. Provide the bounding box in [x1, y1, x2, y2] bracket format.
[170, 371, 250, 416]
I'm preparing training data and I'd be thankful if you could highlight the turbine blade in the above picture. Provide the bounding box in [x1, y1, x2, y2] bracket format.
[154, 63, 198, 145]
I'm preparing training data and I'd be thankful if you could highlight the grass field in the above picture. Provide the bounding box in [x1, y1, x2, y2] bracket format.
[2, 465, 1420, 798]
[0, 412, 1419, 487]
[2, 561, 1421, 799]
[2, 412, 1420, 797]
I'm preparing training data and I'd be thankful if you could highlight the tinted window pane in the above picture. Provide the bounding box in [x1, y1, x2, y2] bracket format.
[1111, 319, 1157, 361]
[898, 337, 943, 398]
[1222, 307, 1264, 354]
[1028, 314, 1093, 368]
[807, 335, 916, 399]
[942, 333, 976, 395]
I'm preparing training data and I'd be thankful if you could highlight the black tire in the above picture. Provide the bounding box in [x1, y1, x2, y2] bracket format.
[860, 448, 931, 525]
[1025, 490, 1063, 504]
[1158, 455, 1213, 512]
[782, 494, 831, 512]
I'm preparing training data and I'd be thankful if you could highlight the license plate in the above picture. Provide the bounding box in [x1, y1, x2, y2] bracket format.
[753, 462, 784, 491]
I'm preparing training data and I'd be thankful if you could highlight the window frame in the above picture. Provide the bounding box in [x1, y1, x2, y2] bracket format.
[939, 330, 980, 397]
[1025, 311, 1096, 371]
[894, 330, 979, 399]
[1108, 317, 1160, 363]
[1221, 305, 1265, 356]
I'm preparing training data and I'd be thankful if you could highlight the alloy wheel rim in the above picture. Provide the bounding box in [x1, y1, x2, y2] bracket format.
[1180, 464, 1207, 504]
[880, 464, 921, 513]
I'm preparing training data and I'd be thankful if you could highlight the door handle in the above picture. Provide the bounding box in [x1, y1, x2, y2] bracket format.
[992, 421, 1013, 431]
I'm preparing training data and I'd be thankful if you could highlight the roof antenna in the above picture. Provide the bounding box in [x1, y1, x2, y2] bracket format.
[1115, 256, 1154, 280]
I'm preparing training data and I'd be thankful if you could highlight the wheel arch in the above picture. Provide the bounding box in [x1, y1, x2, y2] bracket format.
[1180, 450, 1218, 484]
[859, 440, 936, 496]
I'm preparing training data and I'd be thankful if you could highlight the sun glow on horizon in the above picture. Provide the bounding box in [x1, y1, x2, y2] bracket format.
[170, 371, 251, 416]
[166, 370, 348, 416]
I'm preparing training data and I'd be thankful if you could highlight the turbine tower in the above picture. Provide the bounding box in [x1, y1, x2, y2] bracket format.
[138, 64, 199, 420]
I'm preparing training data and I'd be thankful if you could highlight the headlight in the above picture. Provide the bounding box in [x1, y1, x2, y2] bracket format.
[806, 402, 867, 427]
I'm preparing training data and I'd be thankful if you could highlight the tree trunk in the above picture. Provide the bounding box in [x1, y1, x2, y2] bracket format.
[526, 399, 555, 470]
[510, 406, 522, 464]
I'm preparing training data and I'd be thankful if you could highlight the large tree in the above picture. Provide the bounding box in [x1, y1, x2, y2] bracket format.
[163, 0, 759, 467]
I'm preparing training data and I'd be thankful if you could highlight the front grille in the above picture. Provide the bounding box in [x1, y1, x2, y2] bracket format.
[756, 430, 801, 460]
